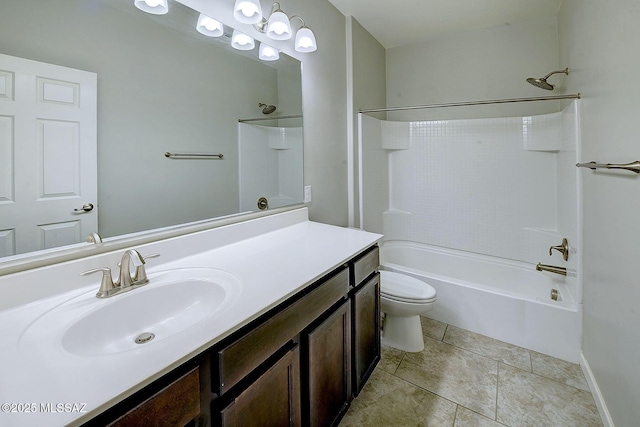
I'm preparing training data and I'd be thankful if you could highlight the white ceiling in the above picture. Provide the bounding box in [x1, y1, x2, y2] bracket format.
[327, 0, 563, 49]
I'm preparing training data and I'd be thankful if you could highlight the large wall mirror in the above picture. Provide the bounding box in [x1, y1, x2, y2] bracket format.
[0, 0, 303, 262]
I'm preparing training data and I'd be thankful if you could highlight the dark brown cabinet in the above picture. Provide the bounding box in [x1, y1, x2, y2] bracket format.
[106, 367, 200, 427]
[219, 346, 301, 427]
[303, 300, 351, 427]
[349, 245, 381, 396]
[83, 245, 380, 427]
[352, 273, 380, 394]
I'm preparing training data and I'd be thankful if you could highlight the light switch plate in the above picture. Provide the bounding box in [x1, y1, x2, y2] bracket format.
[304, 185, 312, 203]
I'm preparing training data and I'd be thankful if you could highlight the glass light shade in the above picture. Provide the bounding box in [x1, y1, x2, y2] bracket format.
[233, 0, 262, 24]
[133, 0, 168, 15]
[196, 14, 223, 37]
[295, 27, 317, 52]
[231, 30, 255, 51]
[259, 43, 280, 61]
[266, 10, 292, 40]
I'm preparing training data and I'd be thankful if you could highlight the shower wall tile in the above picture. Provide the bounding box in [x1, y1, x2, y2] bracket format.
[522, 112, 563, 151]
[375, 108, 574, 264]
[381, 120, 410, 150]
[382, 210, 413, 241]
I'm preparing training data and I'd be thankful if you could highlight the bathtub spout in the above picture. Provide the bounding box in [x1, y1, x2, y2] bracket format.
[536, 263, 567, 276]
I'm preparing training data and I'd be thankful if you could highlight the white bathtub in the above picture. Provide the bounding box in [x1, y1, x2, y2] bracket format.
[380, 241, 581, 362]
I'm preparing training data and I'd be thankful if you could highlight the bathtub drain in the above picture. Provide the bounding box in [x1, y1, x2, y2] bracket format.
[135, 332, 155, 344]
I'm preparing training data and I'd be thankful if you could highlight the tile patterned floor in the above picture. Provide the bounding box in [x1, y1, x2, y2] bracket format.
[340, 316, 602, 427]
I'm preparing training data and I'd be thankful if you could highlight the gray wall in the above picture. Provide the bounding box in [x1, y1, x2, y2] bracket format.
[559, 1, 640, 425]
[386, 17, 563, 120]
[350, 17, 386, 227]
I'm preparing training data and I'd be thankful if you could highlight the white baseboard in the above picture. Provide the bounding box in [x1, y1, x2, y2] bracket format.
[580, 352, 615, 427]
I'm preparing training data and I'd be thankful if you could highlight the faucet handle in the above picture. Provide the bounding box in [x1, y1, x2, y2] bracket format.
[135, 253, 160, 283]
[549, 238, 569, 261]
[81, 267, 116, 298]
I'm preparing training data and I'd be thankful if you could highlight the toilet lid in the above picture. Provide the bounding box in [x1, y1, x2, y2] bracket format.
[380, 270, 436, 302]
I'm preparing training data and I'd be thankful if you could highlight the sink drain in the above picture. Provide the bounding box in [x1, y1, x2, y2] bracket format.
[135, 332, 155, 344]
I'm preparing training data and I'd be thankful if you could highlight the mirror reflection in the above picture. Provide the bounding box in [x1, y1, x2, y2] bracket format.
[0, 0, 303, 259]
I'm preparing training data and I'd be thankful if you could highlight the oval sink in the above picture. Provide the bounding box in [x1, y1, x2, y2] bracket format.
[19, 268, 241, 357]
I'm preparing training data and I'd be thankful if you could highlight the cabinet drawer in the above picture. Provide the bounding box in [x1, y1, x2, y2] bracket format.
[108, 367, 200, 427]
[215, 268, 349, 395]
[352, 246, 379, 287]
[219, 345, 300, 427]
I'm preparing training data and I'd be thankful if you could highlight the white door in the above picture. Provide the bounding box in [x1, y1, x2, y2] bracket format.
[0, 53, 97, 257]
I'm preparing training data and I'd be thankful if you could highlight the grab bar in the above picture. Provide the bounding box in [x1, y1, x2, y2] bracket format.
[576, 161, 640, 173]
[536, 263, 567, 276]
[165, 152, 224, 159]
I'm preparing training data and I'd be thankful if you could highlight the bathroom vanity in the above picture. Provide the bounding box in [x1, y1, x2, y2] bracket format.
[0, 208, 381, 427]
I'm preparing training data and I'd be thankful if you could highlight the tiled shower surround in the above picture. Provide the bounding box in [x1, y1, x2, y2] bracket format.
[361, 102, 578, 267]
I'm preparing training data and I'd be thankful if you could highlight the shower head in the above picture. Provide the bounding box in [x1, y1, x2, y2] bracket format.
[526, 68, 569, 90]
[259, 103, 277, 114]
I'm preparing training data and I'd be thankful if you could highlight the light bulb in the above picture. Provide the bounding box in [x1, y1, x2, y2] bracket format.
[231, 30, 255, 51]
[259, 43, 280, 61]
[266, 10, 292, 40]
[295, 27, 317, 52]
[240, 3, 257, 17]
[233, 0, 262, 24]
[134, 0, 168, 15]
[197, 14, 223, 37]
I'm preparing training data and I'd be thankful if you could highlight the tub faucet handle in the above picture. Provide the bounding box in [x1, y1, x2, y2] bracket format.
[549, 238, 569, 261]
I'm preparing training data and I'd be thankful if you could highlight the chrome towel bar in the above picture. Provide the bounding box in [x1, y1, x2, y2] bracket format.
[576, 161, 640, 173]
[165, 152, 224, 159]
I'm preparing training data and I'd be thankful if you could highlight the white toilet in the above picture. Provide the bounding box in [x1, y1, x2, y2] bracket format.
[380, 270, 437, 352]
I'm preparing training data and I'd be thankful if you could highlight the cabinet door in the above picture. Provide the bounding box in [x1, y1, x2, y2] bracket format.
[219, 346, 301, 427]
[304, 300, 351, 427]
[352, 273, 380, 395]
[107, 367, 200, 427]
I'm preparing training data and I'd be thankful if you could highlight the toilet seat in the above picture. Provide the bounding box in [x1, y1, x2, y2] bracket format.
[380, 270, 436, 303]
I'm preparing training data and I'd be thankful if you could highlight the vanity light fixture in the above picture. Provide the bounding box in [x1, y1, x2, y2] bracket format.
[233, 0, 263, 24]
[259, 43, 280, 61]
[231, 29, 255, 50]
[196, 13, 224, 37]
[265, 4, 292, 40]
[291, 16, 317, 53]
[134, 0, 168, 15]
[234, 1, 318, 53]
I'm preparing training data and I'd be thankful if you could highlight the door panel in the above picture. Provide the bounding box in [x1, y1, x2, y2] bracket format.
[0, 53, 97, 256]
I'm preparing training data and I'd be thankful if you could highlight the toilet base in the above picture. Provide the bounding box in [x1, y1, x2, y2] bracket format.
[381, 313, 425, 352]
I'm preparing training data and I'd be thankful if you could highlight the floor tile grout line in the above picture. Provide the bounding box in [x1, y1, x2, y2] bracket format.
[452, 404, 459, 427]
[439, 339, 533, 373]
[497, 361, 593, 394]
[436, 321, 588, 391]
[495, 361, 501, 423]
[388, 370, 473, 418]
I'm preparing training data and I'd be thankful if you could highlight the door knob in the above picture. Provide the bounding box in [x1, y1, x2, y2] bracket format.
[74, 203, 94, 213]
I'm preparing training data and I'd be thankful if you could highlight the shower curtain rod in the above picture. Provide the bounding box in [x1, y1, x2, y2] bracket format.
[359, 93, 581, 114]
[238, 114, 302, 123]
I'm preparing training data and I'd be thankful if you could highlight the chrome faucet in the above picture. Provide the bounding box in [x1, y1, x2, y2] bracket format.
[81, 250, 159, 298]
[119, 249, 146, 289]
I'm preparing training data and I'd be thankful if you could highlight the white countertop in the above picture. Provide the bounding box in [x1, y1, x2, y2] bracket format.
[0, 209, 381, 426]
